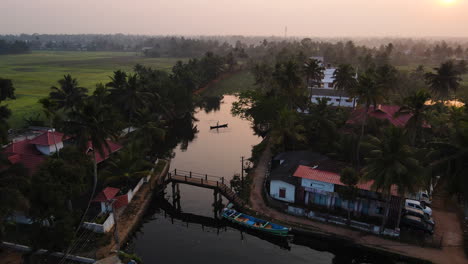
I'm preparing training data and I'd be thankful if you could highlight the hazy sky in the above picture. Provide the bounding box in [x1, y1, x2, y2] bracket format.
[1, 0, 467, 37]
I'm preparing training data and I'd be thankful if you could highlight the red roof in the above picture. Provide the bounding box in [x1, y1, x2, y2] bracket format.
[87, 140, 123, 164]
[29, 131, 67, 146]
[293, 165, 399, 196]
[2, 133, 122, 175]
[346, 105, 410, 128]
[3, 139, 47, 174]
[114, 194, 129, 209]
[92, 187, 120, 202]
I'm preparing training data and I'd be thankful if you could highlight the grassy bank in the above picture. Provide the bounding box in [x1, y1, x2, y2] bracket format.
[201, 70, 256, 97]
[0, 51, 184, 128]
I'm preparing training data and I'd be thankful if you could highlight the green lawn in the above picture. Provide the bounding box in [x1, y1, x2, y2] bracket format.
[0, 51, 184, 128]
[202, 70, 256, 97]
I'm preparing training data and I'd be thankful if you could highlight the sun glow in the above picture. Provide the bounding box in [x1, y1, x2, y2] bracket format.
[440, 0, 457, 5]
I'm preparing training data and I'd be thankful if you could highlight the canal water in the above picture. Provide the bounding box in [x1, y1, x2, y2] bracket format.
[126, 95, 403, 264]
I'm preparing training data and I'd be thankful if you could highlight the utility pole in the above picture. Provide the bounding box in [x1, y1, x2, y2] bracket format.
[241, 156, 244, 193]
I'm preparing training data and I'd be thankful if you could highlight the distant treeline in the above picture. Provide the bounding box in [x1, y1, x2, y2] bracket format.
[0, 40, 30, 55]
[1, 34, 468, 65]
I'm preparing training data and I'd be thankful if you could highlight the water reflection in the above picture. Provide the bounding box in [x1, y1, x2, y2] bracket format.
[198, 95, 224, 114]
[127, 193, 403, 264]
[127, 95, 409, 264]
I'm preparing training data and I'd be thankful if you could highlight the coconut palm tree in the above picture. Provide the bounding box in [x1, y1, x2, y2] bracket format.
[49, 74, 88, 111]
[429, 113, 468, 200]
[339, 167, 359, 225]
[107, 72, 148, 130]
[333, 64, 357, 107]
[396, 89, 432, 146]
[270, 108, 306, 152]
[273, 60, 305, 109]
[102, 143, 154, 190]
[353, 70, 384, 165]
[62, 99, 120, 224]
[303, 58, 325, 101]
[361, 126, 423, 232]
[425, 61, 461, 100]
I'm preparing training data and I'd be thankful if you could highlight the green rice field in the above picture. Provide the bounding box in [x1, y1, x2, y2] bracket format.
[202, 70, 256, 97]
[0, 51, 184, 128]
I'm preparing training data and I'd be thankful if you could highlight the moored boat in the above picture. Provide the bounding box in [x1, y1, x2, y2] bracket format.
[221, 208, 290, 236]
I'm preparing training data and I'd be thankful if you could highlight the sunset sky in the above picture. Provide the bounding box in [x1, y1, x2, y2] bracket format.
[1, 0, 467, 37]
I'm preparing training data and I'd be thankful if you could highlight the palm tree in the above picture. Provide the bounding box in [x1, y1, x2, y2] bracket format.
[333, 64, 357, 107]
[339, 167, 359, 225]
[361, 126, 423, 232]
[0, 156, 29, 238]
[273, 60, 305, 109]
[106, 70, 127, 91]
[102, 143, 153, 190]
[396, 89, 432, 146]
[429, 113, 468, 201]
[270, 108, 306, 152]
[49, 74, 88, 111]
[107, 72, 148, 130]
[353, 70, 384, 165]
[425, 61, 461, 100]
[62, 99, 120, 225]
[303, 58, 325, 101]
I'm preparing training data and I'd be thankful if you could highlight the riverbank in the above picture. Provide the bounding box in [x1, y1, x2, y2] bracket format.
[247, 142, 467, 264]
[95, 159, 170, 259]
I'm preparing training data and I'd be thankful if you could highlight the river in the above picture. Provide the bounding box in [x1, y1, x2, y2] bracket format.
[126, 95, 404, 264]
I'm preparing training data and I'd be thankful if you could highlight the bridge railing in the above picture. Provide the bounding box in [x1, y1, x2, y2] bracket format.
[169, 169, 228, 186]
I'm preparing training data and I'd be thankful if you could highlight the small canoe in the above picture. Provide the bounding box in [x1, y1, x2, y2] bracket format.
[222, 208, 290, 236]
[210, 123, 228, 129]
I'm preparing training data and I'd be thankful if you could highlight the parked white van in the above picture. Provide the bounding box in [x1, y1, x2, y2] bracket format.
[405, 199, 432, 216]
[407, 190, 431, 206]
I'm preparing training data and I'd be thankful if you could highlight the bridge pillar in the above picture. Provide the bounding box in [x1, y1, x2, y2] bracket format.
[213, 189, 219, 219]
[172, 182, 181, 212]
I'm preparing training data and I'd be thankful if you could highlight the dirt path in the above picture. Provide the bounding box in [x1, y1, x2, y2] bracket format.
[248, 143, 467, 264]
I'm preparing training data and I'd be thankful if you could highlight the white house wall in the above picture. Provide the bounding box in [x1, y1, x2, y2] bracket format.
[312, 96, 355, 107]
[270, 180, 295, 203]
[35, 142, 64, 156]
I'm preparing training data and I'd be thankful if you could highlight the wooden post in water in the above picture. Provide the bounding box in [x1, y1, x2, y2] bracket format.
[213, 189, 219, 219]
[176, 183, 181, 211]
[171, 182, 176, 208]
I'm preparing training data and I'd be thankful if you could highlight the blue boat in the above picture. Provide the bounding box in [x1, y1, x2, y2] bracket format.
[222, 208, 290, 236]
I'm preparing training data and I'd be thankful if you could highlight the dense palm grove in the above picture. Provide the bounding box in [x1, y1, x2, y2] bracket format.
[2, 34, 468, 65]
[233, 52, 468, 233]
[0, 36, 468, 260]
[0, 51, 235, 255]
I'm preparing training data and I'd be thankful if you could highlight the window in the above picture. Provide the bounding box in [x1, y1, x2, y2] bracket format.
[376, 206, 384, 215]
[361, 200, 370, 215]
[335, 196, 342, 208]
[345, 98, 353, 103]
[279, 188, 286, 198]
[328, 83, 334, 88]
[314, 193, 328, 206]
[335, 99, 340, 102]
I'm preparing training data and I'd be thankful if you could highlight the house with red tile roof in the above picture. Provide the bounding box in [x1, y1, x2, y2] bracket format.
[346, 104, 431, 128]
[346, 105, 409, 127]
[2, 129, 122, 175]
[268, 151, 404, 231]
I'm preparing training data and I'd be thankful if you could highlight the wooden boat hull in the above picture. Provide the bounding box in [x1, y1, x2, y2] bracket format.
[210, 124, 228, 129]
[222, 208, 290, 237]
